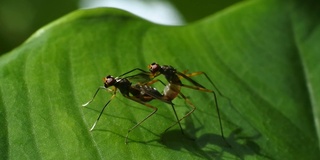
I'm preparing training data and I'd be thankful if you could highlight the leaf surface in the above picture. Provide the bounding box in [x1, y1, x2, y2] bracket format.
[1, 0, 319, 159]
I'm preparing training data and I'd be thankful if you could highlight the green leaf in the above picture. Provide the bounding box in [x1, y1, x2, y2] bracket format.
[1, 0, 319, 159]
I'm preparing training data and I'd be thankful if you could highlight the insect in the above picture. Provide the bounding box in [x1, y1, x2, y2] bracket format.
[82, 75, 185, 144]
[118, 62, 227, 142]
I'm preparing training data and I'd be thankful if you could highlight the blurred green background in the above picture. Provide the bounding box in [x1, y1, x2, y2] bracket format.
[0, 0, 240, 55]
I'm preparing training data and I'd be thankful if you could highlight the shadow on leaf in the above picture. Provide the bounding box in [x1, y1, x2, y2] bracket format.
[158, 115, 273, 160]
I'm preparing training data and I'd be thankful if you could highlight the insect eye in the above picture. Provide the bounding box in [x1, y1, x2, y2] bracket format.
[149, 62, 160, 73]
[104, 75, 115, 87]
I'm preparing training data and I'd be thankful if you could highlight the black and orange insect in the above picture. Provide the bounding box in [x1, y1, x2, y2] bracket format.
[82, 75, 185, 144]
[118, 62, 227, 142]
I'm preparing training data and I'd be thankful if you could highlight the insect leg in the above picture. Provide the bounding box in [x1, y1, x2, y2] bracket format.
[145, 79, 166, 86]
[89, 91, 117, 131]
[124, 96, 158, 144]
[82, 86, 106, 107]
[180, 84, 225, 141]
[178, 71, 228, 99]
[118, 68, 149, 78]
[164, 92, 196, 133]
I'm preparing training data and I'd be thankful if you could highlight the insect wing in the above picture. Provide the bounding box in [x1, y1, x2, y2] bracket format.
[124, 72, 153, 84]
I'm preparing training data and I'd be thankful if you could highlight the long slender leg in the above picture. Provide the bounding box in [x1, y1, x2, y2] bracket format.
[145, 79, 166, 86]
[164, 92, 196, 133]
[118, 68, 150, 78]
[83, 86, 117, 131]
[178, 71, 230, 99]
[177, 71, 234, 142]
[89, 94, 116, 131]
[168, 103, 184, 135]
[180, 84, 225, 141]
[124, 96, 158, 144]
[82, 86, 106, 107]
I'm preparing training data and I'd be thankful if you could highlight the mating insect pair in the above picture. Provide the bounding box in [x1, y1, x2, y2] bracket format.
[82, 62, 226, 144]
